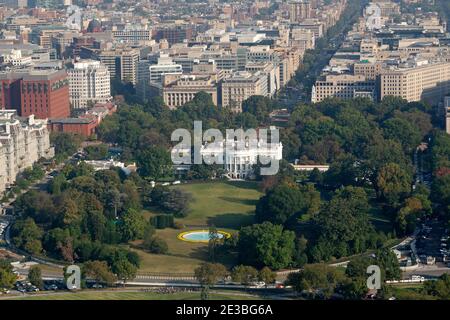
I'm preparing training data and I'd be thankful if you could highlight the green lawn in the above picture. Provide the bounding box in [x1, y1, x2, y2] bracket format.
[172, 181, 262, 228]
[388, 284, 435, 300]
[131, 246, 206, 273]
[135, 181, 262, 274]
[8, 290, 261, 300]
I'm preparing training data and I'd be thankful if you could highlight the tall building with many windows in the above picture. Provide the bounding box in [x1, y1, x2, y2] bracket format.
[0, 110, 54, 193]
[0, 69, 70, 119]
[380, 62, 450, 105]
[290, 0, 311, 23]
[221, 71, 268, 112]
[96, 48, 140, 85]
[149, 54, 183, 87]
[68, 60, 112, 109]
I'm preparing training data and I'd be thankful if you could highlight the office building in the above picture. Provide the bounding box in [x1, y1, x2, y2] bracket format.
[96, 48, 140, 85]
[290, 1, 311, 23]
[312, 74, 376, 103]
[0, 69, 70, 119]
[68, 60, 112, 109]
[162, 74, 219, 108]
[221, 71, 268, 112]
[380, 62, 450, 105]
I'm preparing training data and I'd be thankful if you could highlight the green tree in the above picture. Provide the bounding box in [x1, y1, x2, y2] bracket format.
[84, 144, 109, 160]
[375, 248, 401, 281]
[258, 267, 276, 285]
[423, 274, 450, 299]
[48, 173, 67, 195]
[294, 235, 309, 267]
[286, 264, 344, 299]
[208, 226, 220, 262]
[431, 175, 450, 214]
[231, 265, 259, 285]
[11, 218, 44, 254]
[113, 259, 137, 283]
[241, 95, 274, 123]
[137, 146, 172, 180]
[0, 261, 17, 290]
[83, 260, 117, 286]
[120, 208, 147, 242]
[313, 186, 372, 260]
[238, 222, 296, 269]
[194, 262, 227, 300]
[382, 118, 422, 153]
[376, 163, 412, 206]
[195, 262, 228, 285]
[50, 132, 82, 157]
[142, 224, 156, 247]
[144, 237, 168, 254]
[256, 183, 319, 225]
[28, 265, 44, 289]
[364, 138, 412, 187]
[339, 277, 368, 300]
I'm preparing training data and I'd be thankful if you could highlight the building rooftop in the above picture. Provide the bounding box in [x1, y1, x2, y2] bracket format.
[48, 118, 95, 124]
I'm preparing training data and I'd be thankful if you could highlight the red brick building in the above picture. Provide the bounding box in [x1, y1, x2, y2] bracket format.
[48, 117, 98, 137]
[0, 69, 70, 119]
[47, 103, 117, 137]
[0, 74, 21, 110]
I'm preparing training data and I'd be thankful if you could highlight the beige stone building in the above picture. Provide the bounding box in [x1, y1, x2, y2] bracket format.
[274, 47, 302, 87]
[161, 60, 224, 109]
[68, 60, 112, 109]
[0, 110, 54, 194]
[380, 62, 450, 104]
[245, 62, 280, 97]
[290, 0, 311, 23]
[221, 71, 268, 112]
[291, 28, 315, 52]
[354, 61, 383, 80]
[312, 74, 376, 103]
[162, 74, 219, 108]
[97, 48, 140, 85]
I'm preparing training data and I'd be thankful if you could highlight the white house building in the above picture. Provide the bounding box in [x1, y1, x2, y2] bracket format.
[172, 136, 283, 180]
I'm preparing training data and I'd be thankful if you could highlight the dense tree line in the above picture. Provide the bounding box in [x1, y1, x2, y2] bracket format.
[286, 248, 400, 299]
[11, 163, 150, 281]
[430, 131, 450, 219]
[222, 97, 437, 269]
[96, 93, 278, 181]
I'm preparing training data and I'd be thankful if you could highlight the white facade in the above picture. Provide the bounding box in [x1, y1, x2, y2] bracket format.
[1, 49, 32, 66]
[149, 55, 183, 88]
[68, 60, 112, 109]
[173, 138, 282, 180]
[199, 139, 283, 179]
[0, 110, 54, 194]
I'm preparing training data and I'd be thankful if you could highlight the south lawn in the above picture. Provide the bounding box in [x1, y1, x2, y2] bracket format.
[6, 290, 262, 300]
[134, 181, 262, 274]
